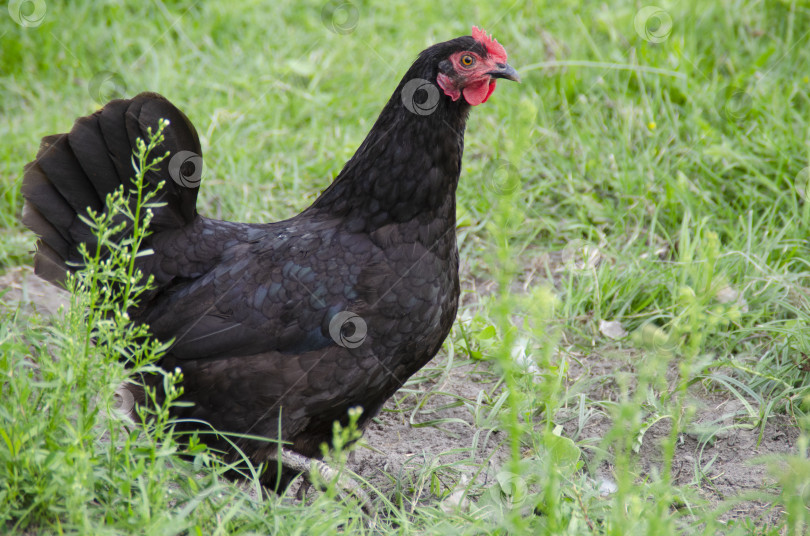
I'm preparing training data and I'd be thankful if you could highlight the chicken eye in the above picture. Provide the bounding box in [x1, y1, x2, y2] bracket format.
[460, 54, 475, 67]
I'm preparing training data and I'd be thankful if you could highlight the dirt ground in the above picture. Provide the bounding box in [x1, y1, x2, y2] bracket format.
[0, 265, 798, 526]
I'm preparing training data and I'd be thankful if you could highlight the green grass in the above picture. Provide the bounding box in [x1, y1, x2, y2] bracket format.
[2, 0, 810, 533]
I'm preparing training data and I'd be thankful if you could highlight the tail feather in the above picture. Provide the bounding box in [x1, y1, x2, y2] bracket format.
[98, 98, 140, 182]
[37, 134, 104, 216]
[137, 95, 201, 224]
[22, 92, 203, 286]
[69, 114, 124, 199]
[21, 203, 70, 261]
[21, 160, 76, 241]
[32, 242, 71, 286]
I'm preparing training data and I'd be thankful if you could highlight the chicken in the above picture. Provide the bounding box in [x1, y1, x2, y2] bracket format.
[20, 27, 519, 494]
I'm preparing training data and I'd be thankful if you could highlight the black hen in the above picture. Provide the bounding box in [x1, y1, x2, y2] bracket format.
[21, 28, 519, 491]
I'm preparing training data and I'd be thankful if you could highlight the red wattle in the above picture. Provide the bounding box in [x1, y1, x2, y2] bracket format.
[483, 80, 496, 103]
[463, 78, 496, 106]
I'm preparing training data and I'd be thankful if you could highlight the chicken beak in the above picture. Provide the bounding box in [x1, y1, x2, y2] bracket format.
[487, 63, 521, 82]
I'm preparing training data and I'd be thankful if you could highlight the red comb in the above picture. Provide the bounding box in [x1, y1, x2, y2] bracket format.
[472, 26, 507, 63]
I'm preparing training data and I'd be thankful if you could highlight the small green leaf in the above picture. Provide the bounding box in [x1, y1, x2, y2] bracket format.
[477, 325, 497, 340]
[545, 433, 580, 477]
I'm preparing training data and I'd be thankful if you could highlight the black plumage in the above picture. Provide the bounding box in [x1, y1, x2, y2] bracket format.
[21, 32, 518, 491]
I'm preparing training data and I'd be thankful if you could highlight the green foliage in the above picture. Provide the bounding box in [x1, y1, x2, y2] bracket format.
[0, 124, 188, 532]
